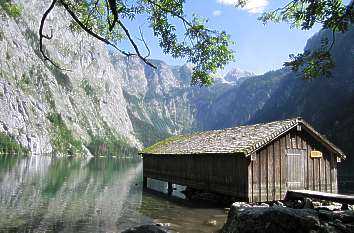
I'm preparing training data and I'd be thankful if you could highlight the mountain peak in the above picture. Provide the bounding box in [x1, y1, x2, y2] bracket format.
[215, 68, 255, 85]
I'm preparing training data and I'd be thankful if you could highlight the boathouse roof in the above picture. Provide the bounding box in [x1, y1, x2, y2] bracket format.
[141, 118, 346, 158]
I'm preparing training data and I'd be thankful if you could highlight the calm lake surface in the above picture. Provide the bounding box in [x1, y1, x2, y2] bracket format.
[0, 155, 227, 233]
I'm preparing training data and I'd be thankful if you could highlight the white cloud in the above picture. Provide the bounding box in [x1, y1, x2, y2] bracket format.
[212, 10, 222, 16]
[217, 0, 269, 14]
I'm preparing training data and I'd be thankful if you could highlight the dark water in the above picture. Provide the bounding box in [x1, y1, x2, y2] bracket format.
[0, 155, 226, 233]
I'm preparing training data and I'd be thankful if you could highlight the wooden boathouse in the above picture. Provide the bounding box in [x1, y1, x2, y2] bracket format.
[140, 118, 346, 202]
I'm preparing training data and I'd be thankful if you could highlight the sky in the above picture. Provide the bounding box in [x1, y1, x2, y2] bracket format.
[119, 0, 323, 75]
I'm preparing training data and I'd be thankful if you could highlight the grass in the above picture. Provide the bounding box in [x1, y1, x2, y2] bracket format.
[0, 132, 28, 155]
[141, 135, 181, 154]
[47, 112, 82, 155]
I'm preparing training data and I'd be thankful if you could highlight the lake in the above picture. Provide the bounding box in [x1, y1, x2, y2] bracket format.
[0, 155, 227, 233]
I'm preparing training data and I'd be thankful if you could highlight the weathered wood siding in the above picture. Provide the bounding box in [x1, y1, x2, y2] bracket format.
[143, 154, 249, 199]
[143, 127, 339, 203]
[248, 128, 338, 202]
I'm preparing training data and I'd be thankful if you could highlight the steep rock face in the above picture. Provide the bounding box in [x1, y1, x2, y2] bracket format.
[111, 54, 273, 146]
[110, 50, 288, 146]
[111, 55, 198, 146]
[250, 27, 354, 177]
[0, 0, 139, 154]
[199, 69, 288, 130]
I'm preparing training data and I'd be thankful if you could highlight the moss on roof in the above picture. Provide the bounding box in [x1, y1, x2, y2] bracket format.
[140, 135, 184, 154]
[140, 118, 346, 158]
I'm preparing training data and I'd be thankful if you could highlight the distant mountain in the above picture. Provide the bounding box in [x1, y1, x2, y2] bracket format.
[110, 52, 274, 146]
[222, 68, 255, 85]
[1, 1, 353, 184]
[250, 27, 354, 178]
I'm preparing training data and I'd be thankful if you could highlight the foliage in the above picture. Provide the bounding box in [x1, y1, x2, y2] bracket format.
[0, 29, 4, 41]
[257, 0, 354, 79]
[47, 112, 83, 155]
[87, 134, 138, 157]
[128, 112, 171, 147]
[80, 79, 99, 104]
[40, 0, 234, 86]
[284, 50, 335, 79]
[0, 132, 28, 155]
[16, 75, 31, 90]
[0, 0, 22, 18]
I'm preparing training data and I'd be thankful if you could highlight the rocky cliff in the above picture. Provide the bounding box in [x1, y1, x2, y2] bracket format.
[0, 0, 140, 156]
[250, 27, 354, 178]
[110, 53, 265, 146]
[1, 0, 353, 172]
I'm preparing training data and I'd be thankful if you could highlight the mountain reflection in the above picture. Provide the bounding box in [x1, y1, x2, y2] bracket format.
[0, 155, 147, 233]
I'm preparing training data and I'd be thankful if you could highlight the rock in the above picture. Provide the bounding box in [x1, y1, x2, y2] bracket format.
[273, 201, 285, 207]
[222, 206, 321, 233]
[337, 210, 354, 223]
[316, 203, 342, 211]
[260, 203, 270, 207]
[122, 224, 174, 233]
[232, 202, 251, 209]
[342, 204, 350, 211]
[0, 1, 141, 155]
[222, 202, 354, 233]
[303, 198, 314, 209]
[312, 201, 322, 208]
[205, 219, 217, 226]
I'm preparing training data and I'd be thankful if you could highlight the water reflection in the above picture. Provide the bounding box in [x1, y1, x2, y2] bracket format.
[0, 155, 226, 233]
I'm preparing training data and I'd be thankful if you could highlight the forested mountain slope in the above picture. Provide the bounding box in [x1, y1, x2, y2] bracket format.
[250, 27, 354, 177]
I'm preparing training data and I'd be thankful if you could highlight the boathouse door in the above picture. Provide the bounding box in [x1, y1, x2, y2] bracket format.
[287, 149, 305, 190]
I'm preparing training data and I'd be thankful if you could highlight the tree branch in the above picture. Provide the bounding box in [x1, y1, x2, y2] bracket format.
[59, 0, 139, 58]
[117, 20, 156, 68]
[144, 0, 193, 28]
[107, 0, 118, 31]
[39, 0, 66, 70]
[138, 26, 151, 59]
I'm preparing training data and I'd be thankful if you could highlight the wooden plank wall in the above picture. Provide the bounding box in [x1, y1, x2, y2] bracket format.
[248, 134, 288, 202]
[143, 154, 249, 199]
[302, 130, 338, 194]
[248, 128, 338, 202]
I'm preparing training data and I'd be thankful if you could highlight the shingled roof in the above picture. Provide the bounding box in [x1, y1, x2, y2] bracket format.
[141, 118, 346, 158]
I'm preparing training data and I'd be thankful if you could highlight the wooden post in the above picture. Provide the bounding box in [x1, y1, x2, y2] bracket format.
[168, 182, 173, 195]
[143, 176, 147, 189]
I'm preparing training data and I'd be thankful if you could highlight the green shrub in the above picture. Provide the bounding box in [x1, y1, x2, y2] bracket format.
[87, 134, 137, 157]
[0, 132, 28, 155]
[16, 75, 31, 90]
[0, 30, 4, 41]
[47, 112, 82, 155]
[81, 80, 95, 97]
[0, 1, 22, 18]
[80, 79, 100, 105]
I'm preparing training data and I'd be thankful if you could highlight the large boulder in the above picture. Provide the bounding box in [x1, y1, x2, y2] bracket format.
[222, 204, 354, 233]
